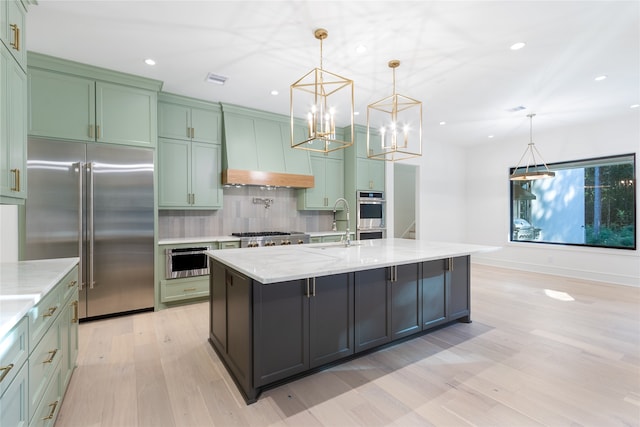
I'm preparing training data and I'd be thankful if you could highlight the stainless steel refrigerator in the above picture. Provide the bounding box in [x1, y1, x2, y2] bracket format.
[25, 138, 155, 320]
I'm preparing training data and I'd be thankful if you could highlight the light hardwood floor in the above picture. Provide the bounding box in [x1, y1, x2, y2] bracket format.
[54, 265, 640, 427]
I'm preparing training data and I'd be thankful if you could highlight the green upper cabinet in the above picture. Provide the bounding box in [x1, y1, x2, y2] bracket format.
[297, 154, 344, 210]
[356, 157, 385, 191]
[27, 52, 161, 148]
[158, 92, 221, 144]
[0, 42, 27, 203]
[0, 0, 27, 71]
[158, 137, 222, 209]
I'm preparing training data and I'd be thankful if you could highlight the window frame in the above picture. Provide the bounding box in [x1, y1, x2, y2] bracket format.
[509, 153, 636, 250]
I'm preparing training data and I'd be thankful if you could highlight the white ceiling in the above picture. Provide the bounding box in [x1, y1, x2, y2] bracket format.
[26, 1, 639, 147]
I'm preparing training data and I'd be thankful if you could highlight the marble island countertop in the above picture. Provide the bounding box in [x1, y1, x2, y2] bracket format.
[206, 238, 499, 284]
[0, 257, 79, 338]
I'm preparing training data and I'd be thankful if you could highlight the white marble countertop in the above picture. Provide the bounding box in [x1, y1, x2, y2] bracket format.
[158, 236, 240, 245]
[206, 238, 498, 284]
[0, 257, 79, 339]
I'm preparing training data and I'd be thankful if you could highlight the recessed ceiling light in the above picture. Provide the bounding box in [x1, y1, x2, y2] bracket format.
[205, 72, 228, 85]
[488, 135, 494, 139]
[630, 104, 639, 109]
[144, 58, 156, 66]
[270, 90, 279, 96]
[354, 111, 360, 116]
[510, 42, 526, 50]
[594, 75, 607, 81]
[439, 121, 446, 125]
[355, 45, 367, 54]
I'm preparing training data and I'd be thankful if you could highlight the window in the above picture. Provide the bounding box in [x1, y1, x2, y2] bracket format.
[510, 154, 636, 249]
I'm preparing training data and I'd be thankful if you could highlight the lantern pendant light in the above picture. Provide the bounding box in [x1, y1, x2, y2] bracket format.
[367, 60, 422, 162]
[290, 28, 354, 153]
[510, 113, 555, 181]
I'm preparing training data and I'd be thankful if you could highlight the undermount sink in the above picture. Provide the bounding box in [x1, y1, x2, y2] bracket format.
[309, 241, 364, 249]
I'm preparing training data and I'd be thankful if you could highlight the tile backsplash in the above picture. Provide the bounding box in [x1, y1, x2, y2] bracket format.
[159, 186, 334, 238]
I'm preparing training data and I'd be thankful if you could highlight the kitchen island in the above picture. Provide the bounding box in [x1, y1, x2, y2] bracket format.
[206, 238, 495, 403]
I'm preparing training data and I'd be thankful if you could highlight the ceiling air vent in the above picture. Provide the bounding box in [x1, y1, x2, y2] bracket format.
[205, 72, 228, 85]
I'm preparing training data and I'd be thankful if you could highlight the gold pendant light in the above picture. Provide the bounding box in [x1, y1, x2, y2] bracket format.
[367, 60, 422, 162]
[290, 28, 354, 153]
[510, 113, 555, 181]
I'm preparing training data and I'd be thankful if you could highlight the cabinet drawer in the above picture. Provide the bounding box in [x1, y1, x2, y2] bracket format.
[219, 241, 240, 249]
[0, 361, 28, 427]
[29, 365, 61, 427]
[0, 316, 28, 397]
[160, 277, 209, 303]
[29, 320, 61, 421]
[59, 265, 79, 304]
[28, 285, 61, 350]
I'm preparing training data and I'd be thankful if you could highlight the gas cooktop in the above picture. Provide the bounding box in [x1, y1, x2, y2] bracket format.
[231, 231, 309, 247]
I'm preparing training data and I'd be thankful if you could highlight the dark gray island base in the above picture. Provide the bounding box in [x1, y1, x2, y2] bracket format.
[208, 255, 471, 404]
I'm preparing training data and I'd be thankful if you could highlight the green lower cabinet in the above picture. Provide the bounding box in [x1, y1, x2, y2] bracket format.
[0, 362, 28, 427]
[158, 138, 222, 209]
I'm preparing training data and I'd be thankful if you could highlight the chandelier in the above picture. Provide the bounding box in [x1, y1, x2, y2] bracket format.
[510, 113, 555, 181]
[367, 60, 422, 161]
[290, 28, 354, 153]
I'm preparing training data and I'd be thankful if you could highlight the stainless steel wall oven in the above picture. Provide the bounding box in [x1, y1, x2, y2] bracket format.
[165, 246, 211, 279]
[356, 190, 386, 240]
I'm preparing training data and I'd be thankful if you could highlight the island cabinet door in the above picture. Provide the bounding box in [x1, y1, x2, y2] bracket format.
[225, 268, 253, 395]
[448, 256, 471, 322]
[309, 273, 354, 368]
[253, 279, 309, 387]
[354, 268, 391, 352]
[391, 263, 422, 340]
[209, 261, 227, 352]
[422, 259, 448, 330]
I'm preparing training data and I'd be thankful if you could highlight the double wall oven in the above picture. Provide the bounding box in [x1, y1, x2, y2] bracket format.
[356, 190, 386, 240]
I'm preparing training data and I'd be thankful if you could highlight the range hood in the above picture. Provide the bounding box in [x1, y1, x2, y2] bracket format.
[221, 103, 314, 188]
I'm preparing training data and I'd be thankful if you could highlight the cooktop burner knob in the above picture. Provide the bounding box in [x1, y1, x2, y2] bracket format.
[281, 240, 291, 245]
[297, 239, 304, 244]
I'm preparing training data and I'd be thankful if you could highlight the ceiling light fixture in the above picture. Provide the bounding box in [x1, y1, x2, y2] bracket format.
[510, 113, 555, 181]
[366, 60, 422, 162]
[594, 75, 607, 81]
[630, 104, 639, 109]
[144, 58, 156, 66]
[290, 28, 354, 153]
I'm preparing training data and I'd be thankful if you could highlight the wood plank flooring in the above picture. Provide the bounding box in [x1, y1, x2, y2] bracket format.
[54, 265, 640, 427]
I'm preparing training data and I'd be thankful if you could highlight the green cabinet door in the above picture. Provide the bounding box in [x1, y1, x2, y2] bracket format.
[297, 155, 344, 210]
[158, 138, 190, 207]
[191, 142, 222, 208]
[356, 157, 385, 191]
[158, 138, 222, 209]
[96, 81, 156, 147]
[158, 101, 190, 140]
[190, 106, 220, 144]
[2, 0, 27, 70]
[28, 68, 95, 142]
[0, 363, 28, 427]
[304, 156, 328, 208]
[0, 45, 26, 201]
[158, 100, 220, 144]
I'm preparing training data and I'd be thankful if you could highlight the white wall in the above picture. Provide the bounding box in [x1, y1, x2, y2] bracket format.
[465, 112, 640, 286]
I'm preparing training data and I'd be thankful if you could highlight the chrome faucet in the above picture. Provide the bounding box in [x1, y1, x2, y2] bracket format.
[332, 198, 351, 246]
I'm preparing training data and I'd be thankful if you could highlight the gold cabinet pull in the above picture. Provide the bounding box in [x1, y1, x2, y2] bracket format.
[43, 306, 57, 318]
[68, 279, 78, 288]
[10, 24, 20, 51]
[72, 300, 79, 323]
[96, 125, 101, 139]
[89, 124, 94, 138]
[190, 127, 195, 139]
[42, 401, 59, 420]
[183, 287, 197, 292]
[10, 169, 20, 192]
[43, 349, 58, 364]
[0, 364, 14, 383]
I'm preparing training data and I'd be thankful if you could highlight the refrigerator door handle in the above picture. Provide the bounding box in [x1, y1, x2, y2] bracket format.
[76, 162, 84, 291]
[88, 162, 95, 289]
